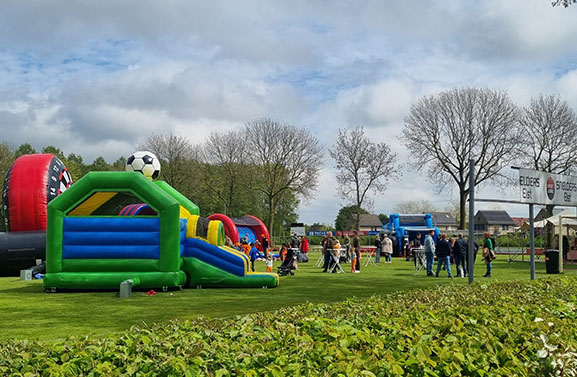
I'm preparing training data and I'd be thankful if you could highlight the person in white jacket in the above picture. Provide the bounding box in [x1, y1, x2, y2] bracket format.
[382, 234, 393, 263]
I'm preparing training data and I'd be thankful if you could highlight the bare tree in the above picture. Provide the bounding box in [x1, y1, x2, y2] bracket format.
[402, 87, 519, 229]
[330, 126, 400, 231]
[516, 94, 577, 246]
[243, 118, 323, 236]
[552, 0, 575, 7]
[517, 94, 577, 174]
[392, 200, 438, 214]
[0, 142, 15, 232]
[0, 142, 14, 181]
[200, 130, 248, 217]
[138, 133, 196, 190]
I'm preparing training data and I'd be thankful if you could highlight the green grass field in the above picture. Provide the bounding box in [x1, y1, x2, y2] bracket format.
[1, 253, 575, 342]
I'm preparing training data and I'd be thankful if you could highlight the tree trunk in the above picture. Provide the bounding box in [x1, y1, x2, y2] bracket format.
[268, 196, 275, 245]
[459, 187, 468, 230]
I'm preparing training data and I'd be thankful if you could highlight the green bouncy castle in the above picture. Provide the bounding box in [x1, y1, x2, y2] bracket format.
[43, 171, 278, 291]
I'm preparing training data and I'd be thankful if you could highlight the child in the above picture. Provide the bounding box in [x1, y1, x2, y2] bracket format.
[266, 254, 274, 272]
[248, 243, 260, 272]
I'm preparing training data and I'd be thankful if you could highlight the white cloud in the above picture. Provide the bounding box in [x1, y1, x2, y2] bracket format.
[1, 0, 576, 223]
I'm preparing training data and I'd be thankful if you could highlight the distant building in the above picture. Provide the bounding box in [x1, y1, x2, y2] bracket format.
[430, 212, 458, 233]
[346, 214, 384, 232]
[511, 217, 529, 229]
[474, 210, 516, 234]
[534, 208, 564, 223]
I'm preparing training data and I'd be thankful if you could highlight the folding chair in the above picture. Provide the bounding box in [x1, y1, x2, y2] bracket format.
[328, 250, 345, 273]
[315, 251, 325, 267]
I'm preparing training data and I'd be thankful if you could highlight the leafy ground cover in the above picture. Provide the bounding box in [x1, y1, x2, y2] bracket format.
[2, 277, 577, 376]
[1, 255, 576, 341]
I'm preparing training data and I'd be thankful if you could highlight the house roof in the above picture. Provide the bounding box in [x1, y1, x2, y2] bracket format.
[475, 210, 515, 225]
[511, 217, 529, 227]
[430, 212, 457, 226]
[534, 208, 564, 222]
[347, 214, 383, 229]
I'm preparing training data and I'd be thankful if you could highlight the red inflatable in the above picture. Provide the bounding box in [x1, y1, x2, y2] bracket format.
[208, 213, 239, 244]
[208, 213, 270, 251]
[2, 154, 72, 232]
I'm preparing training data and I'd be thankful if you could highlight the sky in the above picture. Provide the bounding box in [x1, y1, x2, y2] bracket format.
[2, 0, 577, 226]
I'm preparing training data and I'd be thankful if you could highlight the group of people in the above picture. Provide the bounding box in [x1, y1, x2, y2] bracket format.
[224, 233, 272, 273]
[289, 233, 310, 254]
[422, 230, 494, 278]
[320, 231, 363, 273]
[373, 232, 393, 263]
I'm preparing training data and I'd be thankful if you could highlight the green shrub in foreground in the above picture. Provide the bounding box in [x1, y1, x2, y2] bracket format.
[2, 278, 577, 376]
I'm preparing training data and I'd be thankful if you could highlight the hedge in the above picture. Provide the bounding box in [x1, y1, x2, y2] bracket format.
[2, 278, 577, 376]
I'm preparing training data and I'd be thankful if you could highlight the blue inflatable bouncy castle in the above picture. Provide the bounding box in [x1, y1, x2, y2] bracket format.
[383, 214, 439, 256]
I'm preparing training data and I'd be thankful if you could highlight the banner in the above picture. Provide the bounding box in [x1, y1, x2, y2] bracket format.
[519, 168, 577, 206]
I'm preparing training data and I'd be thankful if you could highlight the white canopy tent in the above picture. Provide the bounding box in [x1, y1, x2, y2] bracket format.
[533, 208, 577, 229]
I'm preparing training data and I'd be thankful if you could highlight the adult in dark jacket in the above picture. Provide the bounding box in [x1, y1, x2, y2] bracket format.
[435, 233, 453, 278]
[322, 232, 335, 272]
[374, 234, 382, 263]
[261, 235, 269, 258]
[452, 233, 468, 277]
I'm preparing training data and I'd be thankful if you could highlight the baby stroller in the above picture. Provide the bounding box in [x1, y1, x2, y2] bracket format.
[277, 248, 296, 276]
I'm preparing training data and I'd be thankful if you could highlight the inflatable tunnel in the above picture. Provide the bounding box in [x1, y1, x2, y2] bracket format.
[208, 213, 270, 250]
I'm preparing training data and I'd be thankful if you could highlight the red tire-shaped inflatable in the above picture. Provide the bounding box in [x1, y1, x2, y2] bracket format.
[208, 213, 239, 244]
[2, 154, 72, 232]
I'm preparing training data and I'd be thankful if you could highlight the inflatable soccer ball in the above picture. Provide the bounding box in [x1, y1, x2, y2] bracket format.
[126, 151, 161, 180]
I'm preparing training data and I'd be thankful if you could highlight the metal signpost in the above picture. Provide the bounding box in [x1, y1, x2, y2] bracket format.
[468, 159, 475, 284]
[518, 168, 577, 278]
[471, 166, 577, 282]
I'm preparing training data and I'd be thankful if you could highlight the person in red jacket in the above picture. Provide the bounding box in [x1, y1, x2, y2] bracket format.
[300, 236, 309, 254]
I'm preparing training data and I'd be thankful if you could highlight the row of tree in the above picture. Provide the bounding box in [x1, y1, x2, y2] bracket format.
[2, 89, 577, 241]
[0, 119, 323, 240]
[403, 90, 577, 232]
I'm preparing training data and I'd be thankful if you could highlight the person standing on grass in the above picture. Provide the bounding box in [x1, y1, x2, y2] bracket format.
[453, 233, 468, 277]
[301, 236, 309, 254]
[435, 233, 453, 278]
[424, 229, 436, 277]
[343, 234, 351, 263]
[248, 243, 260, 272]
[321, 235, 328, 270]
[323, 232, 335, 272]
[382, 233, 393, 263]
[261, 234, 269, 258]
[374, 233, 382, 263]
[290, 232, 300, 251]
[409, 232, 422, 261]
[351, 231, 361, 273]
[482, 231, 495, 278]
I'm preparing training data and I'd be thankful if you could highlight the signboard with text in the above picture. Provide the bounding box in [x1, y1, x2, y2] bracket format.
[290, 223, 306, 237]
[519, 168, 577, 206]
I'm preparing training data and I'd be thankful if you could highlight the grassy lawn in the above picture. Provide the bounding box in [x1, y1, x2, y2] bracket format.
[1, 253, 575, 342]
